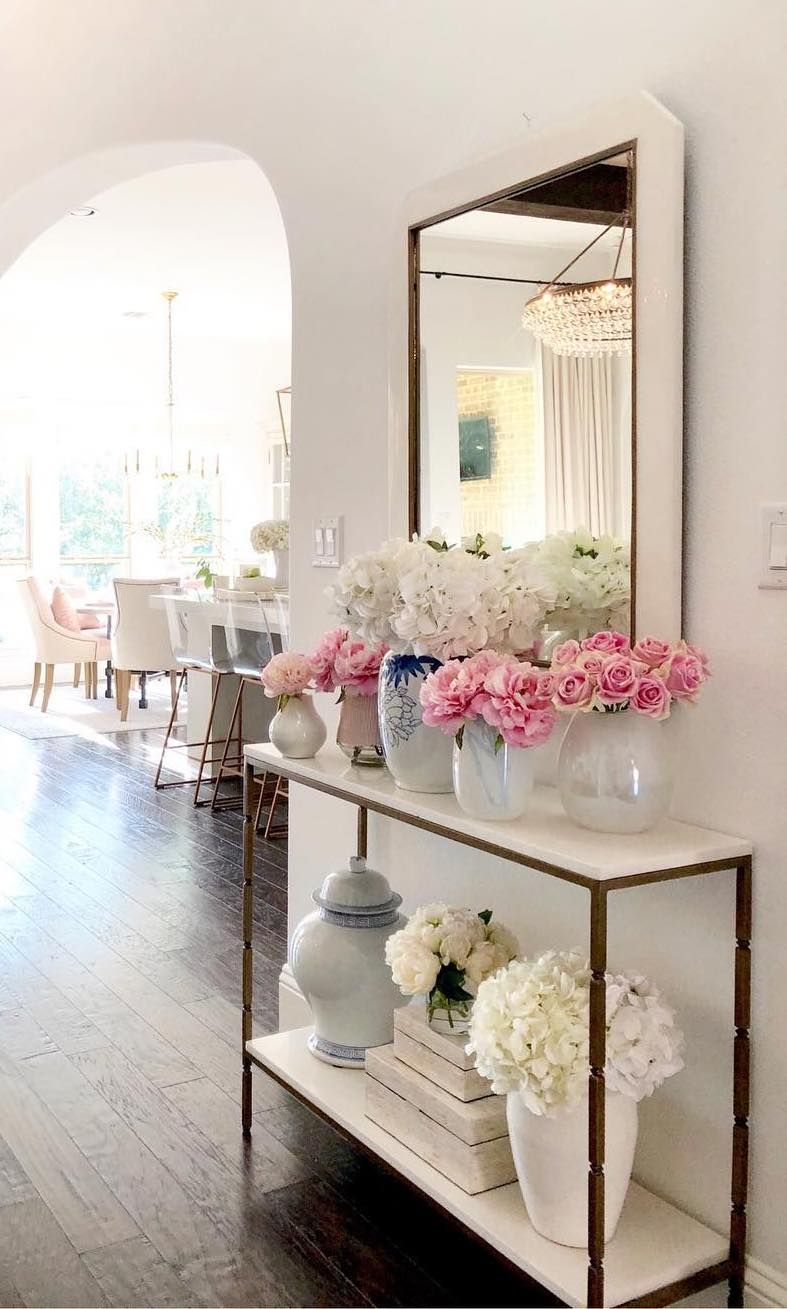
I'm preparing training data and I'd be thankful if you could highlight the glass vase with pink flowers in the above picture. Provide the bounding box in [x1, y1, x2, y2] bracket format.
[261, 651, 327, 759]
[311, 628, 388, 766]
[420, 651, 558, 821]
[549, 632, 710, 833]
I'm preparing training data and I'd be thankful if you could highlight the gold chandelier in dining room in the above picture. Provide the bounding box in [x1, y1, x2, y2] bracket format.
[521, 179, 632, 359]
[123, 290, 221, 480]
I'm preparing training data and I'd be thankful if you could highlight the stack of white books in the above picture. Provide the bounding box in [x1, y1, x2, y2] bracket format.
[364, 1004, 515, 1195]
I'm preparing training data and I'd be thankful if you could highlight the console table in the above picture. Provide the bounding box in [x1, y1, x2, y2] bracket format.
[241, 743, 752, 1309]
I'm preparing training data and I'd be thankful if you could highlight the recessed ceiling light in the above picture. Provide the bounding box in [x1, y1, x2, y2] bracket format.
[68, 205, 97, 217]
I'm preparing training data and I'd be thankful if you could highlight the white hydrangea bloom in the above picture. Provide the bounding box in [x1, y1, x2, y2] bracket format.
[524, 528, 631, 634]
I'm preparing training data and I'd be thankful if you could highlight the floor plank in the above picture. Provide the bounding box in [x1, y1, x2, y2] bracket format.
[0, 1197, 108, 1307]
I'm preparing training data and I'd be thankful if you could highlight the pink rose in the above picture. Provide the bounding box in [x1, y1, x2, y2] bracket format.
[581, 630, 631, 655]
[261, 652, 316, 698]
[420, 660, 475, 734]
[632, 636, 672, 669]
[334, 639, 387, 695]
[576, 650, 605, 679]
[595, 654, 642, 706]
[552, 665, 595, 712]
[552, 639, 581, 666]
[682, 641, 711, 675]
[631, 674, 672, 720]
[661, 651, 706, 702]
[480, 661, 557, 748]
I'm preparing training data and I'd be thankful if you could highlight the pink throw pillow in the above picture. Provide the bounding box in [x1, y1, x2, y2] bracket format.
[51, 585, 81, 632]
[78, 610, 101, 630]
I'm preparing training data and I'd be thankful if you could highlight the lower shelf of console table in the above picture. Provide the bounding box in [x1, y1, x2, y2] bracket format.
[246, 1027, 728, 1309]
[241, 742, 752, 1308]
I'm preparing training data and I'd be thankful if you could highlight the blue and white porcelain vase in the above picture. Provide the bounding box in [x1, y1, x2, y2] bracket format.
[378, 650, 453, 793]
[289, 855, 408, 1066]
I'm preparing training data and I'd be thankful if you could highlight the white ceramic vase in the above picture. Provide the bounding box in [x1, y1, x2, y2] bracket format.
[290, 855, 408, 1066]
[558, 709, 673, 834]
[506, 1090, 638, 1247]
[269, 694, 327, 759]
[272, 547, 289, 590]
[452, 721, 535, 821]
[378, 651, 453, 793]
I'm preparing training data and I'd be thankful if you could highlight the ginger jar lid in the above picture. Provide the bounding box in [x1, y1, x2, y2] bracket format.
[313, 856, 402, 919]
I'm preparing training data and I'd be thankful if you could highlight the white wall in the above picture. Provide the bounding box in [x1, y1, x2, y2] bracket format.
[2, 0, 786, 1295]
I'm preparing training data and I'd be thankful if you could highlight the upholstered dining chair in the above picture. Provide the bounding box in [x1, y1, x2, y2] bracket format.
[111, 578, 179, 722]
[16, 577, 110, 712]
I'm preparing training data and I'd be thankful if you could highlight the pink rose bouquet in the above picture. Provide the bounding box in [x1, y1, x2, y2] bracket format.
[550, 632, 710, 719]
[261, 651, 317, 708]
[311, 627, 388, 698]
[420, 651, 557, 750]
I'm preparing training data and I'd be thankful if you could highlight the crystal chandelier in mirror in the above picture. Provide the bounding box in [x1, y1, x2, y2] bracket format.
[522, 157, 632, 358]
[124, 290, 221, 479]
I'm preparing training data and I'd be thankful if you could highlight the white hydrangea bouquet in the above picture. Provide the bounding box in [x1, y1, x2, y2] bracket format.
[385, 902, 519, 1031]
[328, 528, 556, 659]
[525, 526, 631, 638]
[468, 948, 685, 1116]
[250, 519, 290, 553]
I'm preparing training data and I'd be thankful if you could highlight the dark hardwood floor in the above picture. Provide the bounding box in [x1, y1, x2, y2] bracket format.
[0, 722, 559, 1308]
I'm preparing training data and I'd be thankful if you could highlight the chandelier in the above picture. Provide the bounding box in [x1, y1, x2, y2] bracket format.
[124, 290, 221, 479]
[522, 168, 632, 359]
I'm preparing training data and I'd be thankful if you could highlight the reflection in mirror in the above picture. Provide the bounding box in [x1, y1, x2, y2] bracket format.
[414, 149, 634, 644]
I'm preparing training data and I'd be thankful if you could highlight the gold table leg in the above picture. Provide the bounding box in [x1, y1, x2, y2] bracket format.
[242, 758, 255, 1137]
[728, 858, 752, 1307]
[587, 885, 608, 1309]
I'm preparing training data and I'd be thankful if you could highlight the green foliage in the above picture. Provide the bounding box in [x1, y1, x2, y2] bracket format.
[0, 469, 27, 558]
[59, 464, 125, 559]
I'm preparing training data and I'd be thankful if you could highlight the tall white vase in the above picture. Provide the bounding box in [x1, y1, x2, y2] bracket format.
[558, 709, 674, 834]
[378, 652, 453, 793]
[270, 694, 326, 759]
[452, 721, 535, 821]
[272, 547, 289, 590]
[506, 1090, 638, 1247]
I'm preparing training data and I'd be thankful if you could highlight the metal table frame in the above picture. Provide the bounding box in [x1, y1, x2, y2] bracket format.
[240, 755, 751, 1309]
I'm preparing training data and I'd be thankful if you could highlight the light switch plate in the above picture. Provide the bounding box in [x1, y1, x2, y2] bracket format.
[312, 515, 343, 568]
[759, 504, 787, 589]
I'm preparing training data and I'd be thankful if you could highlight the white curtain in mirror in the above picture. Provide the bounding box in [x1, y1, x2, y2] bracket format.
[538, 344, 631, 540]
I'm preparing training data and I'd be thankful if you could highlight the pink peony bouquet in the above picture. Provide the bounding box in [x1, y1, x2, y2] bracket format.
[420, 650, 557, 750]
[311, 627, 388, 698]
[549, 631, 710, 719]
[261, 651, 317, 708]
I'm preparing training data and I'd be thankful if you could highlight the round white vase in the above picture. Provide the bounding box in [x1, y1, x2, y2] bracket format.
[378, 652, 453, 793]
[558, 709, 673, 834]
[272, 547, 289, 590]
[270, 694, 327, 759]
[452, 721, 535, 821]
[506, 1090, 638, 1247]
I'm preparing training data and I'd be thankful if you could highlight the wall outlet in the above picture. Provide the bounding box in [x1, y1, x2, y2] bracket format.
[313, 515, 343, 568]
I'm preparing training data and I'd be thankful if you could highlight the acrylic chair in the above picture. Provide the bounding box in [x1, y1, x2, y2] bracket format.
[209, 594, 280, 812]
[155, 593, 241, 797]
[111, 578, 179, 722]
[16, 577, 110, 712]
[251, 592, 290, 839]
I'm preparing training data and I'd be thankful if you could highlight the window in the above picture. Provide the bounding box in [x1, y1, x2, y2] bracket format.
[153, 476, 219, 560]
[270, 438, 290, 521]
[59, 458, 128, 588]
[0, 462, 30, 562]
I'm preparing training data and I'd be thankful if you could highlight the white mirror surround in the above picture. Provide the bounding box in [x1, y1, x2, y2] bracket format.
[397, 94, 684, 640]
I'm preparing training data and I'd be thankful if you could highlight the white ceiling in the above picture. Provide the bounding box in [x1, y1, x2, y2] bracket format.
[0, 159, 291, 345]
[426, 208, 624, 250]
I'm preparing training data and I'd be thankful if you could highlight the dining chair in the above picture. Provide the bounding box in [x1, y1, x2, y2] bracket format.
[111, 578, 179, 722]
[16, 577, 110, 712]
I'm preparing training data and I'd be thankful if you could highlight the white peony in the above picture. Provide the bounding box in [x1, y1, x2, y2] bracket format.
[384, 935, 440, 995]
[464, 940, 510, 986]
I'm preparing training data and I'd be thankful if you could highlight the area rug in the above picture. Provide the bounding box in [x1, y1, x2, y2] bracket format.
[0, 680, 173, 740]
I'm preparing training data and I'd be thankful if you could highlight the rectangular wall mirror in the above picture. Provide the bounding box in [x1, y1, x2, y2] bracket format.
[410, 145, 636, 646]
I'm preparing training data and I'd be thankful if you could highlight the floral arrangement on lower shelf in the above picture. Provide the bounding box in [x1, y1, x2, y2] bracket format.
[467, 948, 685, 1245]
[385, 902, 519, 1032]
